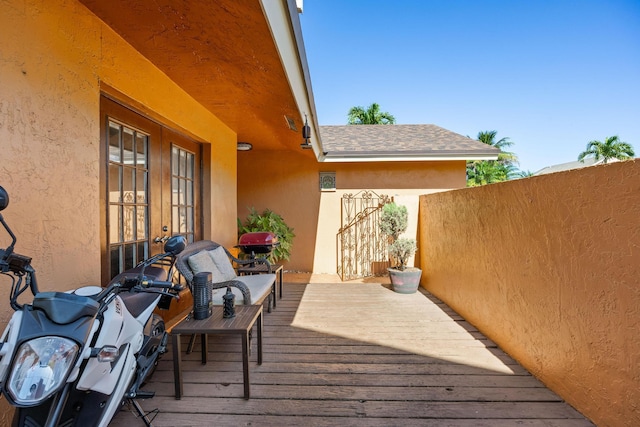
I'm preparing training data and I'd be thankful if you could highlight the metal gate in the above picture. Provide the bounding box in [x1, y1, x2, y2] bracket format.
[337, 191, 392, 281]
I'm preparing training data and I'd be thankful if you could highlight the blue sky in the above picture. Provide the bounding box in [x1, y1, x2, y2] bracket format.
[299, 0, 640, 173]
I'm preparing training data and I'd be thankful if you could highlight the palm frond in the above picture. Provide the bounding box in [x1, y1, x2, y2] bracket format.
[578, 136, 635, 163]
[347, 102, 396, 125]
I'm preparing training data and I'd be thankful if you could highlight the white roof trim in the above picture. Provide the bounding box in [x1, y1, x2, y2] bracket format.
[320, 153, 499, 163]
[260, 0, 322, 157]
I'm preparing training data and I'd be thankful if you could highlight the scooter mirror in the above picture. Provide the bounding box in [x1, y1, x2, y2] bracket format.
[0, 186, 9, 211]
[164, 235, 186, 255]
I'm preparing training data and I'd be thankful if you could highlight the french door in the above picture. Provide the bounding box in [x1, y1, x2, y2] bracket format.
[100, 96, 201, 284]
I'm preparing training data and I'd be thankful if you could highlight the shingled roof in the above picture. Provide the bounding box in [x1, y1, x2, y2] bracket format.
[318, 124, 499, 162]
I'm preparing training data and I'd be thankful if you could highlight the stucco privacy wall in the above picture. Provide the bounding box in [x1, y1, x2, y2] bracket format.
[419, 160, 640, 426]
[237, 150, 465, 272]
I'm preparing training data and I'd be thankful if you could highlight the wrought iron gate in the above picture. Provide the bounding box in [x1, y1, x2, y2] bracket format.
[337, 191, 392, 281]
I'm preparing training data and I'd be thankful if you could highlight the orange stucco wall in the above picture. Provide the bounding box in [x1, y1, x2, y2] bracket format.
[0, 0, 237, 299]
[0, 1, 238, 421]
[237, 150, 465, 272]
[0, 0, 238, 281]
[419, 160, 640, 426]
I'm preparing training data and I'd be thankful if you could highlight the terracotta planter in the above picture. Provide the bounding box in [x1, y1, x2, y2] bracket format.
[388, 267, 422, 294]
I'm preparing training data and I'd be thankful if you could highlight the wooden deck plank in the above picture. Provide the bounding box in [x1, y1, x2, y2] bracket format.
[120, 397, 589, 420]
[153, 359, 532, 376]
[117, 411, 593, 427]
[166, 351, 522, 369]
[110, 283, 594, 426]
[150, 370, 548, 388]
[134, 382, 562, 401]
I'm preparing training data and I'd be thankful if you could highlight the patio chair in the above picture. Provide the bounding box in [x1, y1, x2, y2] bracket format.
[175, 240, 275, 312]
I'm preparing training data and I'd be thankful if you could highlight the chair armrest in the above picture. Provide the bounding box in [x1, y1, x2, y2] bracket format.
[222, 246, 245, 265]
[211, 280, 252, 305]
[223, 247, 272, 272]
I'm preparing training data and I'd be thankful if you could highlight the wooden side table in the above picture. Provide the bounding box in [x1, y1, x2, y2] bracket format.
[171, 305, 263, 399]
[237, 263, 283, 306]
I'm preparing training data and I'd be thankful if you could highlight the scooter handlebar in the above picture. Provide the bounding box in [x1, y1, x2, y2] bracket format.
[0, 250, 32, 274]
[141, 279, 184, 292]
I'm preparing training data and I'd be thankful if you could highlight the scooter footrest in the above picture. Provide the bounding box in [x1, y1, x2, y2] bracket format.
[132, 390, 155, 399]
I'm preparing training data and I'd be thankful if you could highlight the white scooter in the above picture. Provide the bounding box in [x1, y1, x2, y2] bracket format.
[0, 185, 185, 427]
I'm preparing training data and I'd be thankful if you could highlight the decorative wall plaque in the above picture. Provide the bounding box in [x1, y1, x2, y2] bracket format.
[319, 172, 336, 191]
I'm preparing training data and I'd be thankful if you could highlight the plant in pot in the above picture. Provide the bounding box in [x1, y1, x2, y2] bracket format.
[379, 202, 421, 293]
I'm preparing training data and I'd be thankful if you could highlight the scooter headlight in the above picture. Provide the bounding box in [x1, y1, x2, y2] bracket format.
[7, 337, 78, 405]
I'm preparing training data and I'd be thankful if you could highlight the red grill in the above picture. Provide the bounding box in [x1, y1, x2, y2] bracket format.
[237, 232, 279, 256]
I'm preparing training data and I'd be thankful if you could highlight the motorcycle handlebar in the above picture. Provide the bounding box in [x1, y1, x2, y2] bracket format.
[95, 277, 183, 309]
[141, 279, 184, 292]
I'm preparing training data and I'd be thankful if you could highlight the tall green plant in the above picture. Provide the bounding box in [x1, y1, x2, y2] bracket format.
[379, 203, 408, 240]
[379, 202, 416, 271]
[237, 207, 295, 263]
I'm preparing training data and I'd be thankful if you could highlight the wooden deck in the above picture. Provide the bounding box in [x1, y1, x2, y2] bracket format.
[111, 282, 594, 426]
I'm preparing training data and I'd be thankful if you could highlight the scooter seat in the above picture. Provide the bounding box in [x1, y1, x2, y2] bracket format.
[119, 292, 161, 319]
[108, 266, 168, 286]
[109, 266, 168, 318]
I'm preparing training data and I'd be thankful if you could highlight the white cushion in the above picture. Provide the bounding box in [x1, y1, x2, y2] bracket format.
[239, 274, 275, 300]
[187, 250, 223, 279]
[208, 247, 237, 281]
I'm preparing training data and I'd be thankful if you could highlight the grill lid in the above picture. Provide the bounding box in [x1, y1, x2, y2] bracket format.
[238, 232, 278, 247]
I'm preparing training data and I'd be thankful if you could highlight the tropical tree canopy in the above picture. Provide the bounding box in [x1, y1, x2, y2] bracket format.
[467, 161, 507, 187]
[476, 130, 517, 163]
[347, 102, 396, 125]
[466, 130, 520, 187]
[577, 136, 635, 164]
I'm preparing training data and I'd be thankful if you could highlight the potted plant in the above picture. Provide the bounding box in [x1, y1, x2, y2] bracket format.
[379, 202, 421, 293]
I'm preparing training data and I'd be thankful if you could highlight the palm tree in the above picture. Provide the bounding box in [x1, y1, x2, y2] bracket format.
[347, 103, 395, 125]
[578, 136, 635, 164]
[477, 130, 518, 164]
[466, 130, 519, 186]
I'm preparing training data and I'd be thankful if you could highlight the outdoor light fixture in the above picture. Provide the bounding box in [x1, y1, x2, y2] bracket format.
[300, 115, 312, 149]
[237, 142, 253, 151]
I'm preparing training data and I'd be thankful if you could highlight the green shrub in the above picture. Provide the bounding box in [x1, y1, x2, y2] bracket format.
[379, 202, 416, 270]
[237, 207, 295, 263]
[388, 238, 417, 271]
[379, 202, 408, 240]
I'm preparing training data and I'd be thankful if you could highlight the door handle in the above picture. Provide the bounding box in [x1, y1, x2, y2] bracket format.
[154, 235, 169, 244]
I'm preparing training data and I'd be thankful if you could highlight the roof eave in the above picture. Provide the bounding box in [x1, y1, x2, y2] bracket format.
[320, 152, 499, 163]
[260, 0, 322, 157]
